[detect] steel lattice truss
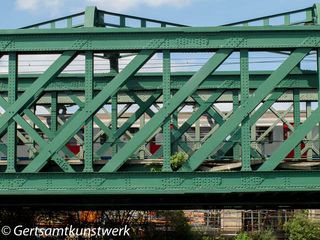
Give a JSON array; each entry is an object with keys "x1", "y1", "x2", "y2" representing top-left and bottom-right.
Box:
[{"x1": 0, "y1": 4, "x2": 320, "y2": 206}]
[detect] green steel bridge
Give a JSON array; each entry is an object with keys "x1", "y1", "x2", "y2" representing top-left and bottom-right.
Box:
[{"x1": 0, "y1": 4, "x2": 320, "y2": 208}]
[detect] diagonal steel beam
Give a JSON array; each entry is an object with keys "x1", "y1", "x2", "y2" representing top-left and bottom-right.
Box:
[
  {"x1": 214, "y1": 89, "x2": 286, "y2": 159},
  {"x1": 193, "y1": 93, "x2": 258, "y2": 159},
  {"x1": 180, "y1": 48, "x2": 311, "y2": 171},
  {"x1": 270, "y1": 106, "x2": 295, "y2": 132},
  {"x1": 68, "y1": 94, "x2": 113, "y2": 141},
  {"x1": 256, "y1": 105, "x2": 293, "y2": 143},
  {"x1": 301, "y1": 133, "x2": 319, "y2": 155},
  {"x1": 3, "y1": 98, "x2": 78, "y2": 159},
  {"x1": 22, "y1": 49, "x2": 154, "y2": 173},
  {"x1": 100, "y1": 49, "x2": 233, "y2": 172},
  {"x1": 41, "y1": 103, "x2": 84, "y2": 149},
  {"x1": 0, "y1": 96, "x2": 75, "y2": 172},
  {"x1": 96, "y1": 92, "x2": 161, "y2": 157},
  {"x1": 93, "y1": 104, "x2": 131, "y2": 142},
  {"x1": 151, "y1": 90, "x2": 224, "y2": 158},
  {"x1": 259, "y1": 107, "x2": 320, "y2": 171},
  {"x1": 129, "y1": 93, "x2": 157, "y2": 118},
  {"x1": 0, "y1": 51, "x2": 77, "y2": 136}
]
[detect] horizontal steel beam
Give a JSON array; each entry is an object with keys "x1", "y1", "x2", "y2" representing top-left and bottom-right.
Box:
[
  {"x1": 1, "y1": 27, "x2": 320, "y2": 51},
  {"x1": 0, "y1": 71, "x2": 317, "y2": 92},
  {"x1": 0, "y1": 171, "x2": 320, "y2": 194}
]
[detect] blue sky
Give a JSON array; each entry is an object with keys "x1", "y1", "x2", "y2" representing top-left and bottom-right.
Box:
[{"x1": 0, "y1": 0, "x2": 318, "y2": 29}]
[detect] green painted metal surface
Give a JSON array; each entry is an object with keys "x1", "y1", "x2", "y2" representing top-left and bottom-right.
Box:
[{"x1": 0, "y1": 4, "x2": 319, "y2": 206}]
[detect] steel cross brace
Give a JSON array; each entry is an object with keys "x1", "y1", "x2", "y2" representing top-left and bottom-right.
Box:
[
  {"x1": 67, "y1": 94, "x2": 114, "y2": 141},
  {"x1": 256, "y1": 105, "x2": 293, "y2": 143},
  {"x1": 150, "y1": 90, "x2": 225, "y2": 159},
  {"x1": 259, "y1": 107, "x2": 320, "y2": 171},
  {"x1": 180, "y1": 48, "x2": 311, "y2": 171},
  {"x1": 0, "y1": 96, "x2": 75, "y2": 172},
  {"x1": 0, "y1": 51, "x2": 77, "y2": 136},
  {"x1": 269, "y1": 105, "x2": 311, "y2": 146},
  {"x1": 100, "y1": 49, "x2": 233, "y2": 172},
  {"x1": 213, "y1": 90, "x2": 286, "y2": 160},
  {"x1": 95, "y1": 92, "x2": 161, "y2": 157},
  {"x1": 0, "y1": 100, "x2": 77, "y2": 161},
  {"x1": 10, "y1": 101, "x2": 78, "y2": 159},
  {"x1": 41, "y1": 104, "x2": 84, "y2": 148},
  {"x1": 192, "y1": 93, "x2": 261, "y2": 159},
  {"x1": 22, "y1": 49, "x2": 155, "y2": 172},
  {"x1": 92, "y1": 104, "x2": 131, "y2": 143},
  {"x1": 301, "y1": 133, "x2": 319, "y2": 155},
  {"x1": 190, "y1": 93, "x2": 261, "y2": 160}
]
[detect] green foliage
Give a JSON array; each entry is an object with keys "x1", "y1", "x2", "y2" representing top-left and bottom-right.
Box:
[
  {"x1": 149, "y1": 165, "x2": 162, "y2": 172},
  {"x1": 170, "y1": 152, "x2": 188, "y2": 170},
  {"x1": 234, "y1": 232, "x2": 251, "y2": 240},
  {"x1": 157, "y1": 210, "x2": 195, "y2": 240},
  {"x1": 251, "y1": 229, "x2": 276, "y2": 240},
  {"x1": 284, "y1": 210, "x2": 320, "y2": 240},
  {"x1": 201, "y1": 236, "x2": 229, "y2": 240}
]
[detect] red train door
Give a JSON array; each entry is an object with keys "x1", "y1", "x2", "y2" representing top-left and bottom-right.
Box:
[{"x1": 283, "y1": 123, "x2": 306, "y2": 158}]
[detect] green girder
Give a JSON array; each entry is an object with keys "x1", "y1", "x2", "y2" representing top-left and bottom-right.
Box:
[{"x1": 0, "y1": 171, "x2": 319, "y2": 194}]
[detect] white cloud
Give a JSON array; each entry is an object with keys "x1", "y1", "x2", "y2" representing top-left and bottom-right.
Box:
[
  {"x1": 15, "y1": 0, "x2": 63, "y2": 14},
  {"x1": 16, "y1": 0, "x2": 40, "y2": 11},
  {"x1": 86, "y1": 0, "x2": 191, "y2": 12},
  {"x1": 15, "y1": 0, "x2": 191, "y2": 15}
]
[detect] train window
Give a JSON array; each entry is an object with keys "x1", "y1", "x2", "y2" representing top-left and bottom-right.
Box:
[
  {"x1": 17, "y1": 130, "x2": 27, "y2": 145},
  {"x1": 100, "y1": 133, "x2": 107, "y2": 144}
]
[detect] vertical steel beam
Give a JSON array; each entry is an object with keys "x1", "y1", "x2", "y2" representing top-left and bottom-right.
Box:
[
  {"x1": 251, "y1": 125, "x2": 257, "y2": 157},
  {"x1": 293, "y1": 89, "x2": 301, "y2": 159},
  {"x1": 318, "y1": 48, "x2": 320, "y2": 157},
  {"x1": 84, "y1": 6, "x2": 104, "y2": 27},
  {"x1": 111, "y1": 95, "x2": 118, "y2": 156},
  {"x1": 139, "y1": 113, "x2": 146, "y2": 159},
  {"x1": 233, "y1": 91, "x2": 240, "y2": 160},
  {"x1": 172, "y1": 109, "x2": 179, "y2": 154},
  {"x1": 284, "y1": 14, "x2": 290, "y2": 25},
  {"x1": 51, "y1": 92, "x2": 57, "y2": 133},
  {"x1": 240, "y1": 49, "x2": 251, "y2": 171},
  {"x1": 67, "y1": 18, "x2": 72, "y2": 28},
  {"x1": 162, "y1": 50, "x2": 172, "y2": 171},
  {"x1": 306, "y1": 101, "x2": 313, "y2": 160},
  {"x1": 84, "y1": 51, "x2": 94, "y2": 172},
  {"x1": 110, "y1": 55, "x2": 119, "y2": 156},
  {"x1": 6, "y1": 53, "x2": 17, "y2": 173},
  {"x1": 194, "y1": 105, "x2": 201, "y2": 150},
  {"x1": 313, "y1": 4, "x2": 320, "y2": 25}
]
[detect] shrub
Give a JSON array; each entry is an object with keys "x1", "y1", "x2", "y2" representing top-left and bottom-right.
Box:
[
  {"x1": 170, "y1": 152, "x2": 188, "y2": 170},
  {"x1": 251, "y1": 229, "x2": 276, "y2": 240},
  {"x1": 284, "y1": 210, "x2": 320, "y2": 240},
  {"x1": 234, "y1": 232, "x2": 251, "y2": 240}
]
